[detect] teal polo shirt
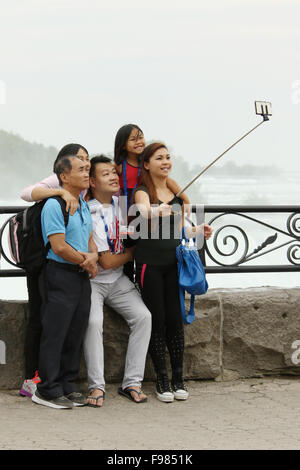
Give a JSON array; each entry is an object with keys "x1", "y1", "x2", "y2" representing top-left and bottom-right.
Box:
[{"x1": 41, "y1": 196, "x2": 93, "y2": 264}]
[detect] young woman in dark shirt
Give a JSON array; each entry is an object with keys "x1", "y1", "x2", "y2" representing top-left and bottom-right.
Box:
[{"x1": 133, "y1": 142, "x2": 212, "y2": 402}]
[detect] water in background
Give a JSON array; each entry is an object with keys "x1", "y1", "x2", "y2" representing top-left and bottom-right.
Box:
[
  {"x1": 198, "y1": 170, "x2": 299, "y2": 205},
  {"x1": 1, "y1": 171, "x2": 300, "y2": 300}
]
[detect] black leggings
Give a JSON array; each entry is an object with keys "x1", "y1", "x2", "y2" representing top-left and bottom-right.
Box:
[{"x1": 136, "y1": 263, "x2": 184, "y2": 376}]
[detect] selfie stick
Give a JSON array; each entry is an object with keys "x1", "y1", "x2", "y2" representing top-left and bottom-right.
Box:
[{"x1": 176, "y1": 101, "x2": 272, "y2": 197}]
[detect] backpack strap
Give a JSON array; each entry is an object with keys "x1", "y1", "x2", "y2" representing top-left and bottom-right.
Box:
[
  {"x1": 51, "y1": 196, "x2": 69, "y2": 228},
  {"x1": 45, "y1": 196, "x2": 69, "y2": 254}
]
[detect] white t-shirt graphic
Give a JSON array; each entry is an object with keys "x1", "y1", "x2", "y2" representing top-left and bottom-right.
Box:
[{"x1": 88, "y1": 196, "x2": 124, "y2": 283}]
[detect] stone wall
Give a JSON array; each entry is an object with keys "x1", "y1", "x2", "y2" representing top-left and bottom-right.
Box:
[{"x1": 1, "y1": 287, "x2": 300, "y2": 389}]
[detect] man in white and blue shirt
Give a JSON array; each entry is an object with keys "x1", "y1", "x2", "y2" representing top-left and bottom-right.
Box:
[{"x1": 83, "y1": 155, "x2": 151, "y2": 407}]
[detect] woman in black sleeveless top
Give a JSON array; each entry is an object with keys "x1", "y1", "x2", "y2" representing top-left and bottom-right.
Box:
[{"x1": 133, "y1": 142, "x2": 212, "y2": 402}]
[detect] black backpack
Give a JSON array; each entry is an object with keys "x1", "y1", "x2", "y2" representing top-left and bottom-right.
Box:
[{"x1": 0, "y1": 196, "x2": 69, "y2": 274}]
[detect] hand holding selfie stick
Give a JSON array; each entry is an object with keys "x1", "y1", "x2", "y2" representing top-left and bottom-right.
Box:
[{"x1": 176, "y1": 101, "x2": 272, "y2": 198}]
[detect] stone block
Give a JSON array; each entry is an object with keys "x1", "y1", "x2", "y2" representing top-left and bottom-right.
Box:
[
  {"x1": 0, "y1": 300, "x2": 28, "y2": 388},
  {"x1": 1, "y1": 287, "x2": 300, "y2": 390},
  {"x1": 220, "y1": 287, "x2": 300, "y2": 377}
]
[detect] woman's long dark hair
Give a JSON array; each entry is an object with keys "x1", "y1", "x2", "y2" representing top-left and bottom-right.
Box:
[
  {"x1": 114, "y1": 124, "x2": 143, "y2": 166},
  {"x1": 52, "y1": 143, "x2": 89, "y2": 172},
  {"x1": 138, "y1": 142, "x2": 168, "y2": 205}
]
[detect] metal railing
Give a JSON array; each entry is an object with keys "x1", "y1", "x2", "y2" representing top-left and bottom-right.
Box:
[
  {"x1": 1, "y1": 204, "x2": 300, "y2": 277},
  {"x1": 0, "y1": 206, "x2": 27, "y2": 277},
  {"x1": 202, "y1": 205, "x2": 300, "y2": 273}
]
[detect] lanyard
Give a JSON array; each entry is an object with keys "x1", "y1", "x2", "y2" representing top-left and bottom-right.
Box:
[
  {"x1": 123, "y1": 158, "x2": 142, "y2": 210},
  {"x1": 99, "y1": 199, "x2": 117, "y2": 254}
]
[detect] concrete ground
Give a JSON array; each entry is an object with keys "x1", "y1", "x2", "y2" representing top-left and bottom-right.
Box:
[{"x1": 1, "y1": 377, "x2": 300, "y2": 450}]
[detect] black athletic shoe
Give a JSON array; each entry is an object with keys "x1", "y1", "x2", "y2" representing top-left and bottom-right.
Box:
[
  {"x1": 32, "y1": 390, "x2": 73, "y2": 409},
  {"x1": 65, "y1": 392, "x2": 87, "y2": 407}
]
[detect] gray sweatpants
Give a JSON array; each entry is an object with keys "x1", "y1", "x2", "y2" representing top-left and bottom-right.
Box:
[{"x1": 83, "y1": 273, "x2": 152, "y2": 392}]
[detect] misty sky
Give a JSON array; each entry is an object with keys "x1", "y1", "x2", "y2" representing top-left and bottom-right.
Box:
[{"x1": 1, "y1": 0, "x2": 300, "y2": 180}]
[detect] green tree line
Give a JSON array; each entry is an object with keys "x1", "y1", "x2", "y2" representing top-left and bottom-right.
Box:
[
  {"x1": 0, "y1": 129, "x2": 280, "y2": 203},
  {"x1": 0, "y1": 130, "x2": 57, "y2": 199}
]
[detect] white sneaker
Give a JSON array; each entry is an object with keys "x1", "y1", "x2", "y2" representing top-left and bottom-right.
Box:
[
  {"x1": 19, "y1": 371, "x2": 41, "y2": 398},
  {"x1": 156, "y1": 390, "x2": 174, "y2": 403},
  {"x1": 156, "y1": 374, "x2": 174, "y2": 403},
  {"x1": 172, "y1": 383, "x2": 189, "y2": 400}
]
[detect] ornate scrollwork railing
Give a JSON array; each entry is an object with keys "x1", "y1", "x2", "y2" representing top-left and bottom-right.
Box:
[
  {"x1": 0, "y1": 206, "x2": 26, "y2": 277},
  {"x1": 1, "y1": 205, "x2": 300, "y2": 276},
  {"x1": 199, "y1": 205, "x2": 300, "y2": 273}
]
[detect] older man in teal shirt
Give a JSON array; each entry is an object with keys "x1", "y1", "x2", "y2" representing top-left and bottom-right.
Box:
[{"x1": 32, "y1": 156, "x2": 98, "y2": 410}]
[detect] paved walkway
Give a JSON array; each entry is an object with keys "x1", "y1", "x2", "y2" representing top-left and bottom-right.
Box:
[{"x1": 1, "y1": 377, "x2": 300, "y2": 450}]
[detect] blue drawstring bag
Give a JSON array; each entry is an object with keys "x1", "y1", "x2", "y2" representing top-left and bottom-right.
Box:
[{"x1": 176, "y1": 228, "x2": 208, "y2": 324}]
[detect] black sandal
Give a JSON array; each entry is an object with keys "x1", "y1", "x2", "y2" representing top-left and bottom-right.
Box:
[
  {"x1": 87, "y1": 389, "x2": 105, "y2": 408},
  {"x1": 118, "y1": 387, "x2": 147, "y2": 403}
]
